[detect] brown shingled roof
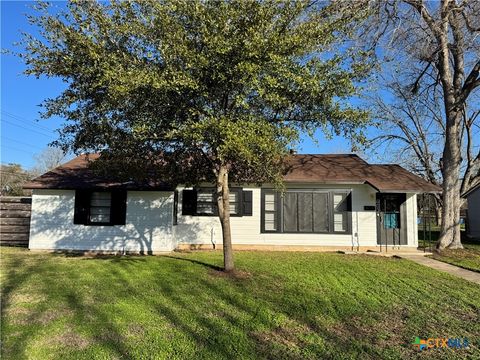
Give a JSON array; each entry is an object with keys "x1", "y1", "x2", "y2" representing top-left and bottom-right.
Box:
[
  {"x1": 283, "y1": 154, "x2": 441, "y2": 193},
  {"x1": 23, "y1": 154, "x2": 172, "y2": 190},
  {"x1": 24, "y1": 153, "x2": 441, "y2": 193}
]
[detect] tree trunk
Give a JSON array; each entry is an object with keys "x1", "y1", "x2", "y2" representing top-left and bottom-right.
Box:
[
  {"x1": 217, "y1": 164, "x2": 234, "y2": 271},
  {"x1": 435, "y1": 204, "x2": 442, "y2": 227},
  {"x1": 437, "y1": 112, "x2": 463, "y2": 250}
]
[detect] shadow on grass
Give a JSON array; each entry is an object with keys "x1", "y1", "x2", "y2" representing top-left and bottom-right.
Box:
[
  {"x1": 2, "y1": 251, "x2": 479, "y2": 359},
  {"x1": 161, "y1": 254, "x2": 223, "y2": 271}
]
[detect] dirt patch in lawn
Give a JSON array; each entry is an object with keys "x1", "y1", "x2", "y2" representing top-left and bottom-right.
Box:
[
  {"x1": 36, "y1": 308, "x2": 74, "y2": 325},
  {"x1": 127, "y1": 323, "x2": 146, "y2": 337},
  {"x1": 330, "y1": 311, "x2": 407, "y2": 346},
  {"x1": 252, "y1": 320, "x2": 312, "y2": 360},
  {"x1": 208, "y1": 268, "x2": 252, "y2": 280},
  {"x1": 7, "y1": 292, "x2": 46, "y2": 305},
  {"x1": 4, "y1": 306, "x2": 74, "y2": 326},
  {"x1": 3, "y1": 306, "x2": 33, "y2": 325},
  {"x1": 46, "y1": 328, "x2": 91, "y2": 350}
]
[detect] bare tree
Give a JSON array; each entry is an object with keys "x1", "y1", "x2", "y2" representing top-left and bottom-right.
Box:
[
  {"x1": 31, "y1": 147, "x2": 67, "y2": 177},
  {"x1": 0, "y1": 164, "x2": 31, "y2": 196},
  {"x1": 356, "y1": 0, "x2": 480, "y2": 249},
  {"x1": 368, "y1": 75, "x2": 480, "y2": 227}
]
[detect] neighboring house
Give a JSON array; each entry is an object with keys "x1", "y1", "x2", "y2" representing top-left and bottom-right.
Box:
[
  {"x1": 24, "y1": 154, "x2": 440, "y2": 253},
  {"x1": 463, "y1": 183, "x2": 480, "y2": 239}
]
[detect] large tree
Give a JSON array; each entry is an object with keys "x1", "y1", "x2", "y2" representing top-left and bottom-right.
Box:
[
  {"x1": 368, "y1": 75, "x2": 480, "y2": 226},
  {"x1": 355, "y1": 0, "x2": 480, "y2": 249},
  {"x1": 19, "y1": 0, "x2": 370, "y2": 270}
]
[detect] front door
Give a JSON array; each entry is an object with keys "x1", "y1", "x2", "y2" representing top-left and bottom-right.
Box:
[{"x1": 376, "y1": 193, "x2": 407, "y2": 247}]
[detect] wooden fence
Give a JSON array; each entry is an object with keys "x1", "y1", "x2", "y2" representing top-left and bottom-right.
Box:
[{"x1": 0, "y1": 197, "x2": 31, "y2": 247}]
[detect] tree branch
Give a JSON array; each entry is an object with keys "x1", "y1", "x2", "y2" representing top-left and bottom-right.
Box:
[
  {"x1": 461, "y1": 60, "x2": 480, "y2": 102},
  {"x1": 404, "y1": 0, "x2": 441, "y2": 38}
]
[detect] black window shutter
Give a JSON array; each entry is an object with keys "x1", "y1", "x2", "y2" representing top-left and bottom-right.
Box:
[
  {"x1": 74, "y1": 190, "x2": 90, "y2": 225},
  {"x1": 182, "y1": 189, "x2": 197, "y2": 215},
  {"x1": 110, "y1": 190, "x2": 127, "y2": 225},
  {"x1": 242, "y1": 190, "x2": 253, "y2": 216},
  {"x1": 173, "y1": 190, "x2": 178, "y2": 225},
  {"x1": 346, "y1": 193, "x2": 352, "y2": 211}
]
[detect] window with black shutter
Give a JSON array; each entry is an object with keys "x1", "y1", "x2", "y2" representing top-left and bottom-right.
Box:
[
  {"x1": 196, "y1": 188, "x2": 217, "y2": 215},
  {"x1": 73, "y1": 190, "x2": 127, "y2": 226},
  {"x1": 181, "y1": 188, "x2": 249, "y2": 216}
]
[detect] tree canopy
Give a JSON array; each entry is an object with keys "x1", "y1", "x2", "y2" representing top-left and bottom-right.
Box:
[
  {"x1": 19, "y1": 0, "x2": 372, "y2": 270},
  {"x1": 21, "y1": 0, "x2": 370, "y2": 181}
]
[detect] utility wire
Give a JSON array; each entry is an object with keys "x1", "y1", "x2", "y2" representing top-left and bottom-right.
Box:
[
  {"x1": 1, "y1": 110, "x2": 53, "y2": 132},
  {"x1": 1, "y1": 136, "x2": 44, "y2": 151},
  {"x1": 1, "y1": 118, "x2": 56, "y2": 138},
  {"x1": 2, "y1": 144, "x2": 36, "y2": 155}
]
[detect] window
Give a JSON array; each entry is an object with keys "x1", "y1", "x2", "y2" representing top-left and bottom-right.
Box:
[
  {"x1": 261, "y1": 189, "x2": 351, "y2": 234},
  {"x1": 282, "y1": 191, "x2": 329, "y2": 233},
  {"x1": 89, "y1": 192, "x2": 112, "y2": 223},
  {"x1": 182, "y1": 188, "x2": 251, "y2": 216},
  {"x1": 332, "y1": 192, "x2": 351, "y2": 232},
  {"x1": 229, "y1": 191, "x2": 240, "y2": 215},
  {"x1": 196, "y1": 189, "x2": 216, "y2": 215},
  {"x1": 313, "y1": 193, "x2": 330, "y2": 232},
  {"x1": 74, "y1": 190, "x2": 127, "y2": 226},
  {"x1": 263, "y1": 191, "x2": 278, "y2": 231}
]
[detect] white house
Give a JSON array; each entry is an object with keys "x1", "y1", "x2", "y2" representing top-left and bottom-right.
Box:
[
  {"x1": 24, "y1": 154, "x2": 440, "y2": 253},
  {"x1": 463, "y1": 183, "x2": 480, "y2": 239}
]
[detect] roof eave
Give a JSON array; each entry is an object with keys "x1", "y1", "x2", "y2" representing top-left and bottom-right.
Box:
[
  {"x1": 375, "y1": 189, "x2": 442, "y2": 194},
  {"x1": 462, "y1": 183, "x2": 480, "y2": 198}
]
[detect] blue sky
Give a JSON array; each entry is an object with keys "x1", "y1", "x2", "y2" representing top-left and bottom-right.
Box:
[
  {"x1": 1, "y1": 1, "x2": 67, "y2": 169},
  {"x1": 1, "y1": 1, "x2": 358, "y2": 170}
]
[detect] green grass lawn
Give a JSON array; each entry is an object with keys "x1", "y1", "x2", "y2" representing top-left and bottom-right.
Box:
[
  {"x1": 1, "y1": 248, "x2": 479, "y2": 359},
  {"x1": 429, "y1": 241, "x2": 480, "y2": 273},
  {"x1": 418, "y1": 230, "x2": 480, "y2": 272}
]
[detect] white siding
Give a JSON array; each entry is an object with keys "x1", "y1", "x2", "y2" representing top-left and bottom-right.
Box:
[
  {"x1": 30, "y1": 186, "x2": 420, "y2": 251},
  {"x1": 29, "y1": 190, "x2": 174, "y2": 252},
  {"x1": 467, "y1": 188, "x2": 480, "y2": 238},
  {"x1": 175, "y1": 184, "x2": 381, "y2": 247}
]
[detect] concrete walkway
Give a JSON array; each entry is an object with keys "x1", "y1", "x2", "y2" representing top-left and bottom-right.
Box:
[{"x1": 400, "y1": 255, "x2": 480, "y2": 285}]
